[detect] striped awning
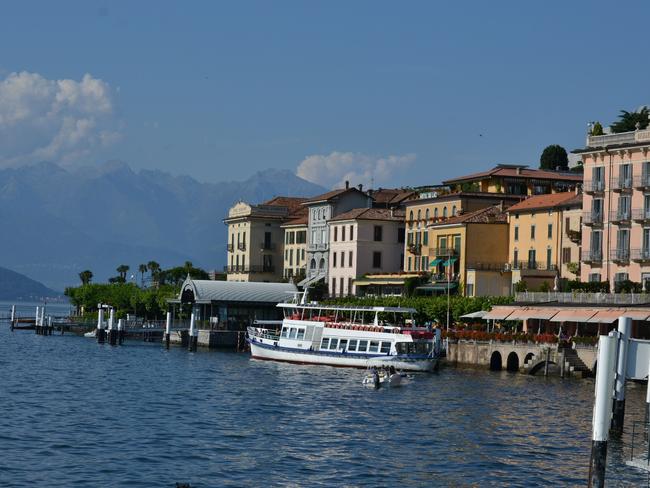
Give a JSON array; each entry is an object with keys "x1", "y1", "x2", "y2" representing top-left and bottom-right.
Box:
[
  {"x1": 549, "y1": 309, "x2": 597, "y2": 323},
  {"x1": 521, "y1": 307, "x2": 561, "y2": 320},
  {"x1": 620, "y1": 310, "x2": 650, "y2": 321},
  {"x1": 585, "y1": 309, "x2": 627, "y2": 324},
  {"x1": 483, "y1": 306, "x2": 516, "y2": 320}
]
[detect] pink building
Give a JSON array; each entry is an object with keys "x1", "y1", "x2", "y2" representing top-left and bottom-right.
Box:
[
  {"x1": 327, "y1": 208, "x2": 405, "y2": 297},
  {"x1": 578, "y1": 129, "x2": 650, "y2": 288}
]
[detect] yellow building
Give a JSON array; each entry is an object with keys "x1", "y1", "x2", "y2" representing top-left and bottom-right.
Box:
[
  {"x1": 403, "y1": 192, "x2": 523, "y2": 272},
  {"x1": 425, "y1": 205, "x2": 511, "y2": 296},
  {"x1": 506, "y1": 191, "x2": 582, "y2": 291},
  {"x1": 281, "y1": 213, "x2": 308, "y2": 282}
]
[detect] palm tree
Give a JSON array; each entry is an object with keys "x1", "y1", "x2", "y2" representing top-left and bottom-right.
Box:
[
  {"x1": 138, "y1": 264, "x2": 148, "y2": 287},
  {"x1": 116, "y1": 264, "x2": 130, "y2": 281},
  {"x1": 183, "y1": 261, "x2": 193, "y2": 275},
  {"x1": 79, "y1": 270, "x2": 93, "y2": 285},
  {"x1": 611, "y1": 107, "x2": 650, "y2": 133},
  {"x1": 147, "y1": 261, "x2": 161, "y2": 287}
]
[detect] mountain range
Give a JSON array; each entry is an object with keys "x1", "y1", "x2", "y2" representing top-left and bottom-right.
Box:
[
  {"x1": 0, "y1": 161, "x2": 325, "y2": 290},
  {"x1": 0, "y1": 266, "x2": 60, "y2": 300}
]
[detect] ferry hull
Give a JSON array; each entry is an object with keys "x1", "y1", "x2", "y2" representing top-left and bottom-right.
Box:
[{"x1": 249, "y1": 341, "x2": 438, "y2": 372}]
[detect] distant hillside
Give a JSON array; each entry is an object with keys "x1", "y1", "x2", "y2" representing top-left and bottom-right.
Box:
[
  {"x1": 0, "y1": 266, "x2": 61, "y2": 300},
  {"x1": 0, "y1": 162, "x2": 326, "y2": 290}
]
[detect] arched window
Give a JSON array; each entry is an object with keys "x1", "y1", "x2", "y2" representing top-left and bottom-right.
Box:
[
  {"x1": 434, "y1": 208, "x2": 438, "y2": 219},
  {"x1": 443, "y1": 207, "x2": 448, "y2": 218},
  {"x1": 409, "y1": 210, "x2": 414, "y2": 228},
  {"x1": 319, "y1": 258, "x2": 325, "y2": 270},
  {"x1": 310, "y1": 259, "x2": 316, "y2": 270},
  {"x1": 417, "y1": 209, "x2": 421, "y2": 221},
  {"x1": 425, "y1": 209, "x2": 430, "y2": 221},
  {"x1": 452, "y1": 205, "x2": 457, "y2": 216}
]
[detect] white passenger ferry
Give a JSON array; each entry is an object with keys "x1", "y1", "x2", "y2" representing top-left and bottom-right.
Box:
[{"x1": 247, "y1": 293, "x2": 441, "y2": 372}]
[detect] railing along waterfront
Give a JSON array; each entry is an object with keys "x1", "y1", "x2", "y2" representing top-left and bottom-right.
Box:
[{"x1": 515, "y1": 291, "x2": 650, "y2": 305}]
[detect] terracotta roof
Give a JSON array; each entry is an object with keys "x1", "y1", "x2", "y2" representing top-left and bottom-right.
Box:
[
  {"x1": 429, "y1": 205, "x2": 507, "y2": 226},
  {"x1": 404, "y1": 191, "x2": 525, "y2": 206},
  {"x1": 506, "y1": 192, "x2": 582, "y2": 213},
  {"x1": 302, "y1": 187, "x2": 368, "y2": 204},
  {"x1": 328, "y1": 207, "x2": 405, "y2": 222},
  {"x1": 262, "y1": 196, "x2": 309, "y2": 213},
  {"x1": 282, "y1": 213, "x2": 308, "y2": 226},
  {"x1": 368, "y1": 188, "x2": 417, "y2": 206},
  {"x1": 443, "y1": 164, "x2": 582, "y2": 185}
]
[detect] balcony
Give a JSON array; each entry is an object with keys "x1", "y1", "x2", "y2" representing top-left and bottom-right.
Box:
[
  {"x1": 635, "y1": 174, "x2": 650, "y2": 190},
  {"x1": 610, "y1": 249, "x2": 630, "y2": 264},
  {"x1": 431, "y1": 247, "x2": 459, "y2": 257},
  {"x1": 566, "y1": 229, "x2": 582, "y2": 244},
  {"x1": 582, "y1": 250, "x2": 603, "y2": 264},
  {"x1": 587, "y1": 129, "x2": 650, "y2": 148},
  {"x1": 506, "y1": 262, "x2": 558, "y2": 272},
  {"x1": 260, "y1": 242, "x2": 276, "y2": 251},
  {"x1": 632, "y1": 248, "x2": 650, "y2": 263},
  {"x1": 237, "y1": 242, "x2": 246, "y2": 251},
  {"x1": 223, "y1": 265, "x2": 276, "y2": 274},
  {"x1": 227, "y1": 243, "x2": 234, "y2": 252},
  {"x1": 583, "y1": 211, "x2": 603, "y2": 227},
  {"x1": 307, "y1": 243, "x2": 328, "y2": 252},
  {"x1": 584, "y1": 180, "x2": 605, "y2": 194},
  {"x1": 612, "y1": 176, "x2": 633, "y2": 193},
  {"x1": 609, "y1": 209, "x2": 631, "y2": 225},
  {"x1": 407, "y1": 243, "x2": 422, "y2": 255},
  {"x1": 632, "y1": 209, "x2": 650, "y2": 223}
]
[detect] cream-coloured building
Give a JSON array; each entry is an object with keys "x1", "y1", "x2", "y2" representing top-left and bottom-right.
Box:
[
  {"x1": 506, "y1": 192, "x2": 583, "y2": 291},
  {"x1": 327, "y1": 208, "x2": 405, "y2": 297},
  {"x1": 223, "y1": 197, "x2": 306, "y2": 282},
  {"x1": 281, "y1": 213, "x2": 308, "y2": 282}
]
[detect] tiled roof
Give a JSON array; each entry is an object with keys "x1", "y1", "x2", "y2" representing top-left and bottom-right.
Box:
[
  {"x1": 404, "y1": 191, "x2": 525, "y2": 206},
  {"x1": 282, "y1": 213, "x2": 308, "y2": 226},
  {"x1": 329, "y1": 207, "x2": 405, "y2": 222},
  {"x1": 443, "y1": 164, "x2": 582, "y2": 184},
  {"x1": 506, "y1": 192, "x2": 582, "y2": 213},
  {"x1": 302, "y1": 187, "x2": 367, "y2": 204},
  {"x1": 430, "y1": 205, "x2": 507, "y2": 226},
  {"x1": 368, "y1": 188, "x2": 417, "y2": 206},
  {"x1": 262, "y1": 196, "x2": 309, "y2": 213}
]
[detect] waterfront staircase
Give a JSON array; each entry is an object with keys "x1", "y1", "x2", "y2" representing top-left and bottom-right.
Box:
[{"x1": 560, "y1": 345, "x2": 593, "y2": 378}]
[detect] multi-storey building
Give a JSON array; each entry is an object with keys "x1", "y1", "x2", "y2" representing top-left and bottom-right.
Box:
[
  {"x1": 299, "y1": 183, "x2": 371, "y2": 288},
  {"x1": 327, "y1": 208, "x2": 405, "y2": 297},
  {"x1": 426, "y1": 205, "x2": 511, "y2": 296},
  {"x1": 281, "y1": 212, "x2": 308, "y2": 282},
  {"x1": 505, "y1": 191, "x2": 582, "y2": 291},
  {"x1": 578, "y1": 128, "x2": 650, "y2": 288},
  {"x1": 443, "y1": 164, "x2": 582, "y2": 195},
  {"x1": 224, "y1": 197, "x2": 307, "y2": 282},
  {"x1": 403, "y1": 192, "x2": 523, "y2": 272}
]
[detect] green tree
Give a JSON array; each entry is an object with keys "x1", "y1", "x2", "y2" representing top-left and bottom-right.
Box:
[
  {"x1": 138, "y1": 264, "x2": 148, "y2": 287},
  {"x1": 79, "y1": 270, "x2": 93, "y2": 285},
  {"x1": 590, "y1": 121, "x2": 604, "y2": 136},
  {"x1": 116, "y1": 264, "x2": 130, "y2": 281},
  {"x1": 540, "y1": 144, "x2": 569, "y2": 171},
  {"x1": 147, "y1": 261, "x2": 161, "y2": 287},
  {"x1": 610, "y1": 107, "x2": 649, "y2": 133}
]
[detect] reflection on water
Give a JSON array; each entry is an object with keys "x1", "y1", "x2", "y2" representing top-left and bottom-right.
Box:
[{"x1": 0, "y1": 324, "x2": 647, "y2": 487}]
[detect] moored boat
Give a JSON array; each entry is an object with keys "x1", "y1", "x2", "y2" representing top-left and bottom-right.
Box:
[{"x1": 247, "y1": 292, "x2": 441, "y2": 372}]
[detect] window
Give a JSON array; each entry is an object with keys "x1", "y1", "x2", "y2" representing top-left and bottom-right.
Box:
[
  {"x1": 374, "y1": 225, "x2": 383, "y2": 241},
  {"x1": 409, "y1": 210, "x2": 414, "y2": 226},
  {"x1": 434, "y1": 208, "x2": 439, "y2": 219},
  {"x1": 466, "y1": 283, "x2": 474, "y2": 296},
  {"x1": 340, "y1": 251, "x2": 344, "y2": 268},
  {"x1": 340, "y1": 277, "x2": 344, "y2": 296},
  {"x1": 310, "y1": 259, "x2": 316, "y2": 270},
  {"x1": 331, "y1": 278, "x2": 336, "y2": 295},
  {"x1": 289, "y1": 328, "x2": 297, "y2": 339},
  {"x1": 333, "y1": 252, "x2": 337, "y2": 267},
  {"x1": 417, "y1": 209, "x2": 421, "y2": 222},
  {"x1": 531, "y1": 225, "x2": 536, "y2": 240},
  {"x1": 348, "y1": 339, "x2": 358, "y2": 351},
  {"x1": 514, "y1": 226, "x2": 519, "y2": 241},
  {"x1": 406, "y1": 232, "x2": 413, "y2": 245},
  {"x1": 398, "y1": 227, "x2": 405, "y2": 243},
  {"x1": 407, "y1": 256, "x2": 412, "y2": 271},
  {"x1": 425, "y1": 209, "x2": 430, "y2": 221},
  {"x1": 452, "y1": 205, "x2": 457, "y2": 216},
  {"x1": 350, "y1": 225, "x2": 354, "y2": 241},
  {"x1": 618, "y1": 195, "x2": 631, "y2": 218},
  {"x1": 289, "y1": 249, "x2": 293, "y2": 266},
  {"x1": 423, "y1": 231, "x2": 429, "y2": 245},
  {"x1": 513, "y1": 250, "x2": 519, "y2": 268},
  {"x1": 589, "y1": 273, "x2": 601, "y2": 283},
  {"x1": 348, "y1": 277, "x2": 353, "y2": 296},
  {"x1": 342, "y1": 226, "x2": 346, "y2": 241},
  {"x1": 443, "y1": 207, "x2": 448, "y2": 218},
  {"x1": 329, "y1": 339, "x2": 339, "y2": 350},
  {"x1": 528, "y1": 249, "x2": 536, "y2": 269},
  {"x1": 380, "y1": 342, "x2": 391, "y2": 354},
  {"x1": 546, "y1": 248, "x2": 552, "y2": 269},
  {"x1": 339, "y1": 339, "x2": 348, "y2": 351},
  {"x1": 562, "y1": 248, "x2": 571, "y2": 263},
  {"x1": 321, "y1": 338, "x2": 330, "y2": 349},
  {"x1": 373, "y1": 251, "x2": 382, "y2": 268},
  {"x1": 348, "y1": 251, "x2": 353, "y2": 267},
  {"x1": 615, "y1": 272, "x2": 629, "y2": 283},
  {"x1": 547, "y1": 223, "x2": 552, "y2": 239},
  {"x1": 358, "y1": 340, "x2": 368, "y2": 352},
  {"x1": 282, "y1": 328, "x2": 289, "y2": 338},
  {"x1": 297, "y1": 329, "x2": 305, "y2": 340},
  {"x1": 369, "y1": 341, "x2": 380, "y2": 353},
  {"x1": 264, "y1": 231, "x2": 271, "y2": 249},
  {"x1": 334, "y1": 226, "x2": 338, "y2": 242},
  {"x1": 454, "y1": 236, "x2": 461, "y2": 252},
  {"x1": 565, "y1": 217, "x2": 570, "y2": 231}
]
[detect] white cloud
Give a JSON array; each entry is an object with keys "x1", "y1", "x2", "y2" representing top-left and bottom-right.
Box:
[
  {"x1": 296, "y1": 151, "x2": 416, "y2": 189},
  {"x1": 0, "y1": 71, "x2": 120, "y2": 167}
]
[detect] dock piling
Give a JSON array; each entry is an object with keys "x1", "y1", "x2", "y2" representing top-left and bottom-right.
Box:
[
  {"x1": 118, "y1": 318, "x2": 124, "y2": 344},
  {"x1": 188, "y1": 313, "x2": 198, "y2": 352},
  {"x1": 10, "y1": 305, "x2": 15, "y2": 330},
  {"x1": 612, "y1": 317, "x2": 632, "y2": 435},
  {"x1": 35, "y1": 306, "x2": 40, "y2": 334},
  {"x1": 588, "y1": 334, "x2": 617, "y2": 488},
  {"x1": 97, "y1": 308, "x2": 106, "y2": 344},
  {"x1": 165, "y1": 312, "x2": 171, "y2": 349}
]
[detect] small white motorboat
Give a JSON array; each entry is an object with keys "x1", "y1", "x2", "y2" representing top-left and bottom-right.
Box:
[
  {"x1": 362, "y1": 367, "x2": 408, "y2": 388},
  {"x1": 83, "y1": 330, "x2": 96, "y2": 338}
]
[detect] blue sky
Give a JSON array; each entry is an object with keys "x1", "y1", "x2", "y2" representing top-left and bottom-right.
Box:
[{"x1": 1, "y1": 1, "x2": 649, "y2": 188}]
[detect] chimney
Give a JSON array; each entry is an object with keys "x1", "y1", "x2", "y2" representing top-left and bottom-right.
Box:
[
  {"x1": 345, "y1": 180, "x2": 349, "y2": 189},
  {"x1": 358, "y1": 183, "x2": 363, "y2": 191},
  {"x1": 516, "y1": 167, "x2": 522, "y2": 175}
]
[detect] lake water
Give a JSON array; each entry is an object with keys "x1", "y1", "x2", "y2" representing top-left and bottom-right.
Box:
[{"x1": 0, "y1": 313, "x2": 648, "y2": 487}]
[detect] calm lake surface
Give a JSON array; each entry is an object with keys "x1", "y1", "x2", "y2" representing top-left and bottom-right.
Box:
[{"x1": 0, "y1": 308, "x2": 648, "y2": 487}]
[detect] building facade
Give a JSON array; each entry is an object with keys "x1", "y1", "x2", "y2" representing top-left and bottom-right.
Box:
[
  {"x1": 327, "y1": 208, "x2": 405, "y2": 297},
  {"x1": 578, "y1": 128, "x2": 650, "y2": 288},
  {"x1": 281, "y1": 215, "x2": 308, "y2": 282},
  {"x1": 506, "y1": 192, "x2": 582, "y2": 291}
]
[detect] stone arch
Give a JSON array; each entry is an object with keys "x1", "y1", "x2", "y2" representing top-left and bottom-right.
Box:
[
  {"x1": 181, "y1": 287, "x2": 195, "y2": 304},
  {"x1": 319, "y1": 258, "x2": 325, "y2": 270},
  {"x1": 506, "y1": 352, "x2": 520, "y2": 372},
  {"x1": 524, "y1": 352, "x2": 534, "y2": 365},
  {"x1": 489, "y1": 351, "x2": 502, "y2": 371},
  {"x1": 529, "y1": 360, "x2": 557, "y2": 375}
]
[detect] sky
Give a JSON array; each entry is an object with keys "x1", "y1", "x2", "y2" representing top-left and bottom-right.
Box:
[{"x1": 1, "y1": 1, "x2": 649, "y2": 189}]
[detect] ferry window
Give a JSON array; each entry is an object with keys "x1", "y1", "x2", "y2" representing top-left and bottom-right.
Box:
[
  {"x1": 380, "y1": 342, "x2": 391, "y2": 353},
  {"x1": 329, "y1": 339, "x2": 339, "y2": 350},
  {"x1": 297, "y1": 329, "x2": 305, "y2": 340},
  {"x1": 358, "y1": 340, "x2": 368, "y2": 352},
  {"x1": 339, "y1": 339, "x2": 348, "y2": 351},
  {"x1": 369, "y1": 341, "x2": 380, "y2": 353},
  {"x1": 321, "y1": 338, "x2": 330, "y2": 349},
  {"x1": 348, "y1": 340, "x2": 358, "y2": 351},
  {"x1": 282, "y1": 328, "x2": 289, "y2": 338},
  {"x1": 395, "y1": 343, "x2": 406, "y2": 354},
  {"x1": 289, "y1": 328, "x2": 297, "y2": 339}
]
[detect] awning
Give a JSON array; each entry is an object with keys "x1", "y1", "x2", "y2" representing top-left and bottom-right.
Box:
[
  {"x1": 415, "y1": 282, "x2": 458, "y2": 292},
  {"x1": 585, "y1": 309, "x2": 627, "y2": 324},
  {"x1": 621, "y1": 309, "x2": 650, "y2": 321},
  {"x1": 460, "y1": 310, "x2": 488, "y2": 319},
  {"x1": 443, "y1": 258, "x2": 458, "y2": 266},
  {"x1": 505, "y1": 308, "x2": 534, "y2": 321},
  {"x1": 297, "y1": 273, "x2": 325, "y2": 288},
  {"x1": 549, "y1": 309, "x2": 597, "y2": 323},
  {"x1": 430, "y1": 258, "x2": 443, "y2": 266},
  {"x1": 483, "y1": 306, "x2": 516, "y2": 320}
]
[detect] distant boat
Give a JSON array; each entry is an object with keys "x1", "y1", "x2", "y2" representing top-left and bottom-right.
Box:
[{"x1": 247, "y1": 292, "x2": 441, "y2": 372}]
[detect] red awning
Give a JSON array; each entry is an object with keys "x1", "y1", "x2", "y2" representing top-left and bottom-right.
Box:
[
  {"x1": 549, "y1": 309, "x2": 597, "y2": 323},
  {"x1": 483, "y1": 306, "x2": 516, "y2": 320}
]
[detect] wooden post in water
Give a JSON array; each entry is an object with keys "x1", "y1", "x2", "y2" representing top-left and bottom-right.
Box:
[
  {"x1": 188, "y1": 313, "x2": 198, "y2": 352},
  {"x1": 544, "y1": 347, "x2": 550, "y2": 377},
  {"x1": 108, "y1": 309, "x2": 117, "y2": 346},
  {"x1": 588, "y1": 334, "x2": 617, "y2": 488},
  {"x1": 611, "y1": 316, "x2": 632, "y2": 435},
  {"x1": 10, "y1": 305, "x2": 15, "y2": 331},
  {"x1": 118, "y1": 318, "x2": 125, "y2": 345},
  {"x1": 35, "y1": 306, "x2": 40, "y2": 334},
  {"x1": 560, "y1": 348, "x2": 566, "y2": 378},
  {"x1": 165, "y1": 312, "x2": 171, "y2": 349},
  {"x1": 97, "y1": 308, "x2": 106, "y2": 344},
  {"x1": 47, "y1": 316, "x2": 53, "y2": 335}
]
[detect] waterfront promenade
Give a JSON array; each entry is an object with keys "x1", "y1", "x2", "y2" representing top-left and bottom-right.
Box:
[{"x1": 1, "y1": 324, "x2": 648, "y2": 486}]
